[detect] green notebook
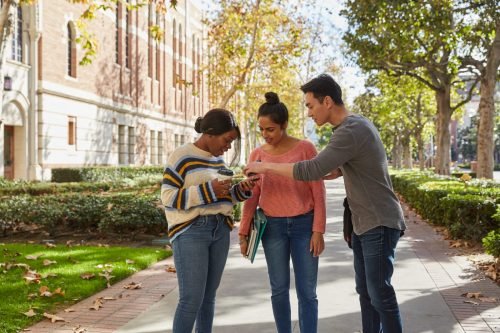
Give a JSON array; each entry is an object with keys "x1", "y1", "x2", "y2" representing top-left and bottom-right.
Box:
[{"x1": 245, "y1": 208, "x2": 267, "y2": 263}]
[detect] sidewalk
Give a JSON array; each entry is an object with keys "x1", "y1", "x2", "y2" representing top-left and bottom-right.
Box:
[{"x1": 26, "y1": 179, "x2": 500, "y2": 333}]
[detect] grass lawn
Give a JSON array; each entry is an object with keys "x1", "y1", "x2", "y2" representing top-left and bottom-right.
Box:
[{"x1": 0, "y1": 242, "x2": 171, "y2": 333}]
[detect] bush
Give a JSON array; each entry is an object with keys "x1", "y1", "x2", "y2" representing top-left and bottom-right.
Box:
[
  {"x1": 0, "y1": 192, "x2": 166, "y2": 237},
  {"x1": 390, "y1": 170, "x2": 500, "y2": 243},
  {"x1": 52, "y1": 166, "x2": 163, "y2": 183},
  {"x1": 483, "y1": 230, "x2": 500, "y2": 258}
]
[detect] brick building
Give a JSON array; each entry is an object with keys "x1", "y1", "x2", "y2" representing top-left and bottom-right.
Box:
[{"x1": 1, "y1": 0, "x2": 208, "y2": 180}]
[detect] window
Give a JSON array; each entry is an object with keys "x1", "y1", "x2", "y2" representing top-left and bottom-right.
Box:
[
  {"x1": 68, "y1": 117, "x2": 76, "y2": 146},
  {"x1": 125, "y1": 3, "x2": 130, "y2": 69},
  {"x1": 172, "y1": 19, "x2": 177, "y2": 88},
  {"x1": 148, "y1": 5, "x2": 152, "y2": 78},
  {"x1": 115, "y1": 3, "x2": 120, "y2": 64},
  {"x1": 155, "y1": 12, "x2": 161, "y2": 82},
  {"x1": 11, "y1": 6, "x2": 22, "y2": 62},
  {"x1": 128, "y1": 126, "x2": 135, "y2": 164},
  {"x1": 150, "y1": 130, "x2": 156, "y2": 165},
  {"x1": 178, "y1": 24, "x2": 183, "y2": 84},
  {"x1": 157, "y1": 132, "x2": 163, "y2": 164},
  {"x1": 118, "y1": 125, "x2": 126, "y2": 164},
  {"x1": 67, "y1": 22, "x2": 77, "y2": 77}
]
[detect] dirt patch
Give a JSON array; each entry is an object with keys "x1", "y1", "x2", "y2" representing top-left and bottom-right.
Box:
[{"x1": 0, "y1": 224, "x2": 166, "y2": 248}]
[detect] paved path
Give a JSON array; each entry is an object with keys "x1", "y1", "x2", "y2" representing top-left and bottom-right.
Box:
[{"x1": 27, "y1": 179, "x2": 500, "y2": 333}]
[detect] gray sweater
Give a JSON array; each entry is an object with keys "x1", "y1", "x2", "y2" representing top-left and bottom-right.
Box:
[{"x1": 293, "y1": 115, "x2": 406, "y2": 235}]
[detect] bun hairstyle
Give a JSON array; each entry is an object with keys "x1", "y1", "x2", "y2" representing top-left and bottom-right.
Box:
[
  {"x1": 265, "y1": 92, "x2": 280, "y2": 104},
  {"x1": 258, "y1": 92, "x2": 289, "y2": 126},
  {"x1": 194, "y1": 108, "x2": 241, "y2": 166},
  {"x1": 194, "y1": 108, "x2": 240, "y2": 136}
]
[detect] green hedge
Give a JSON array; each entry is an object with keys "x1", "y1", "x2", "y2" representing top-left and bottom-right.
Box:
[
  {"x1": 0, "y1": 176, "x2": 161, "y2": 197},
  {"x1": 51, "y1": 166, "x2": 163, "y2": 183},
  {"x1": 391, "y1": 171, "x2": 500, "y2": 245},
  {"x1": 0, "y1": 192, "x2": 166, "y2": 237}
]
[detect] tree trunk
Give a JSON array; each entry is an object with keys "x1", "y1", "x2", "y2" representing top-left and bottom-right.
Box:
[
  {"x1": 401, "y1": 135, "x2": 413, "y2": 169},
  {"x1": 416, "y1": 132, "x2": 425, "y2": 170},
  {"x1": 392, "y1": 134, "x2": 402, "y2": 169},
  {"x1": 476, "y1": 23, "x2": 500, "y2": 179},
  {"x1": 434, "y1": 87, "x2": 452, "y2": 175}
]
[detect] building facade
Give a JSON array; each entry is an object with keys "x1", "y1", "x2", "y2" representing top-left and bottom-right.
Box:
[{"x1": 1, "y1": 0, "x2": 208, "y2": 180}]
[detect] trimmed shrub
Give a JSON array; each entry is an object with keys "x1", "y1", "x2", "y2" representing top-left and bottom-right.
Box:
[
  {"x1": 51, "y1": 166, "x2": 163, "y2": 183},
  {"x1": 390, "y1": 170, "x2": 500, "y2": 244},
  {"x1": 483, "y1": 230, "x2": 500, "y2": 258}
]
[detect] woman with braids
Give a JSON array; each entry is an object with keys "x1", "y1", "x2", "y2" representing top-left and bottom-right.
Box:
[
  {"x1": 239, "y1": 93, "x2": 326, "y2": 333},
  {"x1": 161, "y1": 108, "x2": 257, "y2": 333}
]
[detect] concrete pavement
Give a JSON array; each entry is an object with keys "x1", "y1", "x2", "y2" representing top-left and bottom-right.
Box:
[{"x1": 27, "y1": 179, "x2": 500, "y2": 333}]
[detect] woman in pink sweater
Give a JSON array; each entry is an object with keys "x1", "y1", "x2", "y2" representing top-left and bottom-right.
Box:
[{"x1": 239, "y1": 92, "x2": 326, "y2": 333}]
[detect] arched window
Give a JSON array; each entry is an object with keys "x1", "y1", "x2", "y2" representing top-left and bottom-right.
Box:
[
  {"x1": 178, "y1": 23, "x2": 182, "y2": 83},
  {"x1": 192, "y1": 34, "x2": 196, "y2": 93},
  {"x1": 148, "y1": 4, "x2": 153, "y2": 78},
  {"x1": 115, "y1": 3, "x2": 120, "y2": 64},
  {"x1": 67, "y1": 22, "x2": 77, "y2": 78},
  {"x1": 11, "y1": 6, "x2": 23, "y2": 62},
  {"x1": 172, "y1": 19, "x2": 177, "y2": 88},
  {"x1": 125, "y1": 2, "x2": 130, "y2": 69},
  {"x1": 155, "y1": 10, "x2": 161, "y2": 82}
]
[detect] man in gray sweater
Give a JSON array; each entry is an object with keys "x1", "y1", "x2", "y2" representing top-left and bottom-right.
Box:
[{"x1": 244, "y1": 74, "x2": 406, "y2": 333}]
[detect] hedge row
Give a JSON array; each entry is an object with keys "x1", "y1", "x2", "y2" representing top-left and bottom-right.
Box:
[
  {"x1": 391, "y1": 171, "x2": 500, "y2": 244},
  {"x1": 51, "y1": 166, "x2": 164, "y2": 183},
  {"x1": 0, "y1": 192, "x2": 166, "y2": 237},
  {"x1": 0, "y1": 175, "x2": 161, "y2": 197}
]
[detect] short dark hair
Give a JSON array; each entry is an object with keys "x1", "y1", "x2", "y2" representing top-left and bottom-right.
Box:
[
  {"x1": 300, "y1": 74, "x2": 344, "y2": 106},
  {"x1": 257, "y1": 92, "x2": 289, "y2": 126}
]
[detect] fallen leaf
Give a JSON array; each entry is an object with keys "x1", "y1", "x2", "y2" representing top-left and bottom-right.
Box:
[
  {"x1": 80, "y1": 272, "x2": 95, "y2": 280},
  {"x1": 39, "y1": 286, "x2": 52, "y2": 297},
  {"x1": 23, "y1": 309, "x2": 37, "y2": 317},
  {"x1": 53, "y1": 288, "x2": 65, "y2": 296},
  {"x1": 43, "y1": 259, "x2": 57, "y2": 266},
  {"x1": 89, "y1": 298, "x2": 104, "y2": 310},
  {"x1": 165, "y1": 265, "x2": 176, "y2": 273},
  {"x1": 462, "y1": 292, "x2": 483, "y2": 299},
  {"x1": 125, "y1": 259, "x2": 135, "y2": 264},
  {"x1": 123, "y1": 282, "x2": 142, "y2": 290},
  {"x1": 73, "y1": 325, "x2": 87, "y2": 333},
  {"x1": 26, "y1": 254, "x2": 43, "y2": 260},
  {"x1": 43, "y1": 312, "x2": 65, "y2": 323}
]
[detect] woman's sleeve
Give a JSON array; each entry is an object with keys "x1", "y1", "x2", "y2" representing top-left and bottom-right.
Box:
[
  {"x1": 238, "y1": 150, "x2": 261, "y2": 236},
  {"x1": 161, "y1": 164, "x2": 218, "y2": 210}
]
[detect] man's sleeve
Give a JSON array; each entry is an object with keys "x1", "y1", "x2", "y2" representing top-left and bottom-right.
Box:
[{"x1": 293, "y1": 127, "x2": 357, "y2": 181}]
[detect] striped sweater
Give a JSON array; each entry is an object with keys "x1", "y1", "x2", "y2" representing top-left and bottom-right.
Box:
[{"x1": 161, "y1": 143, "x2": 250, "y2": 238}]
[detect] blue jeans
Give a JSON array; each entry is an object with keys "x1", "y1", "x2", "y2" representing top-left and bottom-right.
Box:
[
  {"x1": 352, "y1": 226, "x2": 402, "y2": 333},
  {"x1": 261, "y1": 211, "x2": 319, "y2": 333},
  {"x1": 171, "y1": 214, "x2": 230, "y2": 333}
]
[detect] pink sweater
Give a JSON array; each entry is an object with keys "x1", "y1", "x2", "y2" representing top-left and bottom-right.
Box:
[{"x1": 239, "y1": 140, "x2": 326, "y2": 236}]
